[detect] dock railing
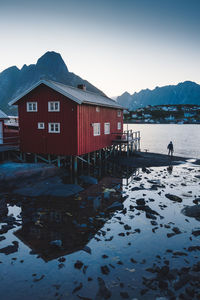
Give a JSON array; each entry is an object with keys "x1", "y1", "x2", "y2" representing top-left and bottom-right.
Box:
[{"x1": 112, "y1": 130, "x2": 141, "y2": 154}]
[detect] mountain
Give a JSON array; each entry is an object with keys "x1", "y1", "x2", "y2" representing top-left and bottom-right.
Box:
[
  {"x1": 117, "y1": 81, "x2": 200, "y2": 110},
  {"x1": 0, "y1": 51, "x2": 105, "y2": 115}
]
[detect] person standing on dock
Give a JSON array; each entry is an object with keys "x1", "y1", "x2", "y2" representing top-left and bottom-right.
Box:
[{"x1": 167, "y1": 141, "x2": 174, "y2": 156}]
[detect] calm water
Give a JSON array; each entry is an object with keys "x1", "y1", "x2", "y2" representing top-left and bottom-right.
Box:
[{"x1": 126, "y1": 124, "x2": 200, "y2": 159}]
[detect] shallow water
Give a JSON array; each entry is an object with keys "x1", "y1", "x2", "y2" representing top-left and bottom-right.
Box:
[
  {"x1": 0, "y1": 161, "x2": 200, "y2": 299},
  {"x1": 126, "y1": 124, "x2": 200, "y2": 159}
]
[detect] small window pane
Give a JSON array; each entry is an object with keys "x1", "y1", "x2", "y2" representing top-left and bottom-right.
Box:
[{"x1": 117, "y1": 122, "x2": 121, "y2": 130}]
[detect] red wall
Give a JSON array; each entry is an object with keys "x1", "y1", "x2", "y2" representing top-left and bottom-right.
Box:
[
  {"x1": 17, "y1": 84, "x2": 123, "y2": 156},
  {"x1": 18, "y1": 85, "x2": 77, "y2": 155},
  {"x1": 77, "y1": 104, "x2": 123, "y2": 155}
]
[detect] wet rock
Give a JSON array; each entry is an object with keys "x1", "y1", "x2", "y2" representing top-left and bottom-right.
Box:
[
  {"x1": 146, "y1": 212, "x2": 157, "y2": 220},
  {"x1": 72, "y1": 282, "x2": 83, "y2": 294},
  {"x1": 192, "y1": 230, "x2": 200, "y2": 237},
  {"x1": 118, "y1": 233, "x2": 125, "y2": 237},
  {"x1": 82, "y1": 246, "x2": 92, "y2": 254},
  {"x1": 173, "y1": 251, "x2": 188, "y2": 256},
  {"x1": 0, "y1": 236, "x2": 6, "y2": 242},
  {"x1": 101, "y1": 265, "x2": 110, "y2": 275},
  {"x1": 182, "y1": 205, "x2": 200, "y2": 220},
  {"x1": 33, "y1": 274, "x2": 45, "y2": 282},
  {"x1": 151, "y1": 221, "x2": 158, "y2": 226},
  {"x1": 136, "y1": 198, "x2": 145, "y2": 206},
  {"x1": 133, "y1": 176, "x2": 142, "y2": 181},
  {"x1": 165, "y1": 194, "x2": 182, "y2": 202},
  {"x1": 187, "y1": 246, "x2": 200, "y2": 252},
  {"x1": 130, "y1": 258, "x2": 137, "y2": 263},
  {"x1": 58, "y1": 257, "x2": 66, "y2": 263},
  {"x1": 0, "y1": 199, "x2": 8, "y2": 218},
  {"x1": 74, "y1": 260, "x2": 84, "y2": 270},
  {"x1": 96, "y1": 277, "x2": 111, "y2": 299},
  {"x1": 77, "y1": 295, "x2": 92, "y2": 300},
  {"x1": 102, "y1": 255, "x2": 108, "y2": 259},
  {"x1": 107, "y1": 202, "x2": 123, "y2": 212},
  {"x1": 193, "y1": 197, "x2": 200, "y2": 205},
  {"x1": 124, "y1": 224, "x2": 131, "y2": 230},
  {"x1": 0, "y1": 241, "x2": 18, "y2": 255},
  {"x1": 172, "y1": 227, "x2": 182, "y2": 234}
]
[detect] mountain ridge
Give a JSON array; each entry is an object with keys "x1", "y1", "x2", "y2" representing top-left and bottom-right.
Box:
[
  {"x1": 0, "y1": 51, "x2": 105, "y2": 114},
  {"x1": 117, "y1": 81, "x2": 200, "y2": 110}
]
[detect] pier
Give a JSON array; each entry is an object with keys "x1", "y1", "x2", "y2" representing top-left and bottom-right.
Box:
[{"x1": 0, "y1": 130, "x2": 141, "y2": 175}]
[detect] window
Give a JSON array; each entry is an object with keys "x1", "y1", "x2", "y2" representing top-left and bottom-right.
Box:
[
  {"x1": 48, "y1": 123, "x2": 60, "y2": 133},
  {"x1": 48, "y1": 101, "x2": 60, "y2": 112},
  {"x1": 38, "y1": 122, "x2": 45, "y2": 129},
  {"x1": 27, "y1": 102, "x2": 37, "y2": 112},
  {"x1": 93, "y1": 123, "x2": 100, "y2": 136},
  {"x1": 117, "y1": 110, "x2": 121, "y2": 117},
  {"x1": 96, "y1": 106, "x2": 100, "y2": 112},
  {"x1": 104, "y1": 123, "x2": 110, "y2": 135},
  {"x1": 117, "y1": 122, "x2": 121, "y2": 130}
]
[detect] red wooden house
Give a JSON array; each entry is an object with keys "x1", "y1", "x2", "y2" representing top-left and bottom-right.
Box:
[{"x1": 9, "y1": 80, "x2": 124, "y2": 158}]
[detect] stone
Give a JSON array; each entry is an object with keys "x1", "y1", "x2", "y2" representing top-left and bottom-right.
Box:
[
  {"x1": 107, "y1": 202, "x2": 123, "y2": 212},
  {"x1": 165, "y1": 194, "x2": 182, "y2": 202}
]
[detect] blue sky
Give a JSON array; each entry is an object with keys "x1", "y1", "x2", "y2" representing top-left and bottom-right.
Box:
[{"x1": 0, "y1": 0, "x2": 199, "y2": 96}]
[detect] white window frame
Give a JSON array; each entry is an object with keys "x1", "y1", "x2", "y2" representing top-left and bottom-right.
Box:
[
  {"x1": 48, "y1": 101, "x2": 60, "y2": 112},
  {"x1": 117, "y1": 110, "x2": 121, "y2": 117},
  {"x1": 104, "y1": 122, "x2": 110, "y2": 135},
  {"x1": 38, "y1": 122, "x2": 45, "y2": 129},
  {"x1": 48, "y1": 122, "x2": 60, "y2": 133},
  {"x1": 93, "y1": 123, "x2": 100, "y2": 136},
  {"x1": 27, "y1": 102, "x2": 37, "y2": 112},
  {"x1": 96, "y1": 106, "x2": 100, "y2": 112},
  {"x1": 117, "y1": 122, "x2": 121, "y2": 130}
]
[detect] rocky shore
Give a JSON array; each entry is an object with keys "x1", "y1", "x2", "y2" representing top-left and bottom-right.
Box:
[{"x1": 0, "y1": 157, "x2": 200, "y2": 299}]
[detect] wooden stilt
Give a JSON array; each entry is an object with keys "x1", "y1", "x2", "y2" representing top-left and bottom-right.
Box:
[
  {"x1": 74, "y1": 156, "x2": 78, "y2": 174},
  {"x1": 57, "y1": 155, "x2": 61, "y2": 168},
  {"x1": 48, "y1": 154, "x2": 51, "y2": 164},
  {"x1": 99, "y1": 149, "x2": 102, "y2": 160},
  {"x1": 34, "y1": 154, "x2": 38, "y2": 163},
  {"x1": 93, "y1": 151, "x2": 96, "y2": 164}
]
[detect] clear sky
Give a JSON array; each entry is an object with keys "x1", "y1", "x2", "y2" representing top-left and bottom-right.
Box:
[{"x1": 0, "y1": 0, "x2": 199, "y2": 97}]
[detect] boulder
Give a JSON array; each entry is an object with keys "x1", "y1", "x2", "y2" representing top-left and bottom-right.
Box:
[{"x1": 165, "y1": 194, "x2": 182, "y2": 202}]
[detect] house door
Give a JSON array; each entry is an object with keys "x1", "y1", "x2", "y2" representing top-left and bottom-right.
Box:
[{"x1": 0, "y1": 122, "x2": 3, "y2": 144}]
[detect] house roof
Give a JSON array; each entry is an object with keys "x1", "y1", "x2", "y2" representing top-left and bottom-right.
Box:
[
  {"x1": 9, "y1": 79, "x2": 124, "y2": 109},
  {"x1": 0, "y1": 109, "x2": 8, "y2": 119}
]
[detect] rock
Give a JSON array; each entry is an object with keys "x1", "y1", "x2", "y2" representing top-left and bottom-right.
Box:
[
  {"x1": 146, "y1": 212, "x2": 157, "y2": 220},
  {"x1": 192, "y1": 230, "x2": 200, "y2": 237},
  {"x1": 101, "y1": 265, "x2": 110, "y2": 275},
  {"x1": 0, "y1": 241, "x2": 18, "y2": 255},
  {"x1": 136, "y1": 198, "x2": 145, "y2": 205},
  {"x1": 72, "y1": 282, "x2": 83, "y2": 294},
  {"x1": 193, "y1": 197, "x2": 200, "y2": 205},
  {"x1": 181, "y1": 205, "x2": 200, "y2": 220},
  {"x1": 74, "y1": 260, "x2": 84, "y2": 269},
  {"x1": 82, "y1": 246, "x2": 92, "y2": 254},
  {"x1": 0, "y1": 236, "x2": 6, "y2": 242},
  {"x1": 124, "y1": 224, "x2": 131, "y2": 230},
  {"x1": 165, "y1": 194, "x2": 182, "y2": 202},
  {"x1": 107, "y1": 202, "x2": 123, "y2": 212},
  {"x1": 96, "y1": 277, "x2": 111, "y2": 299}
]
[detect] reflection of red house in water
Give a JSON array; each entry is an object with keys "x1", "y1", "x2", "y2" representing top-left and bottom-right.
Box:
[{"x1": 9, "y1": 79, "x2": 124, "y2": 158}]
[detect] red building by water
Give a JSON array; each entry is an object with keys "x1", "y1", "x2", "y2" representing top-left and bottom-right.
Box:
[{"x1": 9, "y1": 80, "x2": 123, "y2": 157}]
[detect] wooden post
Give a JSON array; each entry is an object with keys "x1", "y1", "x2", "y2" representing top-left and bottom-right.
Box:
[
  {"x1": 87, "y1": 152, "x2": 90, "y2": 164},
  {"x1": 93, "y1": 151, "x2": 96, "y2": 165},
  {"x1": 48, "y1": 154, "x2": 51, "y2": 164},
  {"x1": 74, "y1": 156, "x2": 78, "y2": 174},
  {"x1": 23, "y1": 153, "x2": 26, "y2": 162},
  {"x1": 70, "y1": 156, "x2": 73, "y2": 171},
  {"x1": 127, "y1": 142, "x2": 129, "y2": 157},
  {"x1": 99, "y1": 149, "x2": 102, "y2": 160},
  {"x1": 34, "y1": 154, "x2": 38, "y2": 163},
  {"x1": 57, "y1": 155, "x2": 61, "y2": 168}
]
